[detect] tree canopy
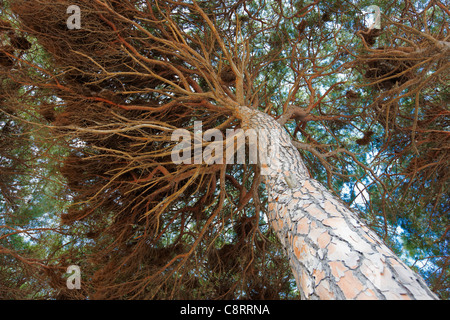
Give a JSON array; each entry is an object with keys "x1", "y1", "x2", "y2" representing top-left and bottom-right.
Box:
[{"x1": 0, "y1": 0, "x2": 448, "y2": 299}]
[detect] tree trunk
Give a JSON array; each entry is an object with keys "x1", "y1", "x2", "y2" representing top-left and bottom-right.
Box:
[{"x1": 236, "y1": 106, "x2": 438, "y2": 300}]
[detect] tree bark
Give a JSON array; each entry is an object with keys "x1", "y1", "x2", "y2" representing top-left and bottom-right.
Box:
[{"x1": 236, "y1": 106, "x2": 438, "y2": 300}]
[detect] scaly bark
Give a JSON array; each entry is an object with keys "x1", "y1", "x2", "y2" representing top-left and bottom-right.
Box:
[{"x1": 236, "y1": 106, "x2": 438, "y2": 300}]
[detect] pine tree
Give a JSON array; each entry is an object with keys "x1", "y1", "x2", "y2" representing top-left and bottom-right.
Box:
[{"x1": 1, "y1": 0, "x2": 447, "y2": 299}]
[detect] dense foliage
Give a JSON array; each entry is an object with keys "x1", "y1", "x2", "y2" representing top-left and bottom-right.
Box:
[{"x1": 0, "y1": 0, "x2": 448, "y2": 299}]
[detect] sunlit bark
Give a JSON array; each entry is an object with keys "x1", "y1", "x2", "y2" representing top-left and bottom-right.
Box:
[{"x1": 237, "y1": 106, "x2": 438, "y2": 300}]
